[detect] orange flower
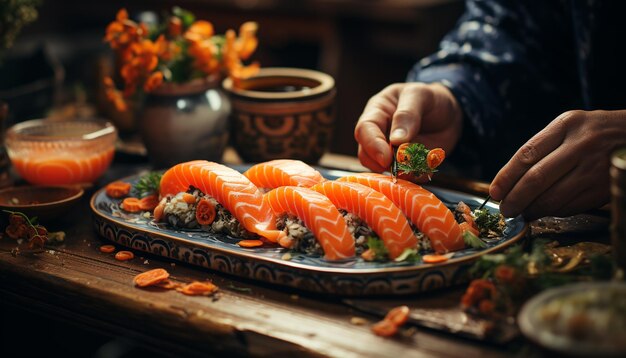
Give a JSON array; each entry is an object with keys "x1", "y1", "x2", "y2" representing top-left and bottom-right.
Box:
[
  {"x1": 104, "y1": 7, "x2": 262, "y2": 110},
  {"x1": 168, "y1": 16, "x2": 183, "y2": 37},
  {"x1": 144, "y1": 71, "x2": 164, "y2": 92},
  {"x1": 103, "y1": 76, "x2": 128, "y2": 112},
  {"x1": 104, "y1": 8, "x2": 147, "y2": 50},
  {"x1": 223, "y1": 28, "x2": 260, "y2": 84},
  {"x1": 188, "y1": 39, "x2": 220, "y2": 75},
  {"x1": 235, "y1": 21, "x2": 258, "y2": 60},
  {"x1": 184, "y1": 20, "x2": 214, "y2": 43}
]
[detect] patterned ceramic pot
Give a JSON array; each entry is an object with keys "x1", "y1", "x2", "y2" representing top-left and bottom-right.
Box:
[
  {"x1": 138, "y1": 77, "x2": 231, "y2": 169},
  {"x1": 223, "y1": 68, "x2": 335, "y2": 164}
]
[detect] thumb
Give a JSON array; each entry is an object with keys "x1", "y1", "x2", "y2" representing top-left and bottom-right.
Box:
[{"x1": 389, "y1": 85, "x2": 428, "y2": 145}]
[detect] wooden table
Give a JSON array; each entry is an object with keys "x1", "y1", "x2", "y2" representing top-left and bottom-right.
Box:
[{"x1": 0, "y1": 156, "x2": 611, "y2": 357}]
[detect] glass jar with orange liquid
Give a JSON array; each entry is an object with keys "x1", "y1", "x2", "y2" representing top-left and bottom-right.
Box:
[{"x1": 5, "y1": 119, "x2": 117, "y2": 185}]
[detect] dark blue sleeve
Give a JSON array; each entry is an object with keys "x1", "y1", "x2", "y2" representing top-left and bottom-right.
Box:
[{"x1": 408, "y1": 1, "x2": 578, "y2": 142}]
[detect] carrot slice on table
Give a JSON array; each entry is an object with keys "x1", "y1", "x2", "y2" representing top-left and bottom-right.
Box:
[
  {"x1": 384, "y1": 305, "x2": 410, "y2": 327},
  {"x1": 115, "y1": 250, "x2": 135, "y2": 261},
  {"x1": 134, "y1": 268, "x2": 170, "y2": 287},
  {"x1": 177, "y1": 281, "x2": 219, "y2": 296},
  {"x1": 423, "y1": 253, "x2": 451, "y2": 264},
  {"x1": 106, "y1": 181, "x2": 131, "y2": 198},
  {"x1": 237, "y1": 239, "x2": 263, "y2": 248},
  {"x1": 154, "y1": 279, "x2": 181, "y2": 290},
  {"x1": 195, "y1": 198, "x2": 216, "y2": 225},
  {"x1": 121, "y1": 197, "x2": 142, "y2": 212},
  {"x1": 371, "y1": 319, "x2": 398, "y2": 337},
  {"x1": 139, "y1": 194, "x2": 159, "y2": 211},
  {"x1": 99, "y1": 244, "x2": 116, "y2": 253}
]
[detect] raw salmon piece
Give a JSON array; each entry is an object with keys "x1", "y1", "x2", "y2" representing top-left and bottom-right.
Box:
[
  {"x1": 311, "y1": 181, "x2": 417, "y2": 259},
  {"x1": 243, "y1": 159, "x2": 325, "y2": 189},
  {"x1": 159, "y1": 161, "x2": 281, "y2": 242},
  {"x1": 265, "y1": 186, "x2": 355, "y2": 260},
  {"x1": 338, "y1": 173, "x2": 464, "y2": 253}
]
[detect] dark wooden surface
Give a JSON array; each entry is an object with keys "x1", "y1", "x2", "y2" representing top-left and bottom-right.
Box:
[{"x1": 0, "y1": 158, "x2": 611, "y2": 357}]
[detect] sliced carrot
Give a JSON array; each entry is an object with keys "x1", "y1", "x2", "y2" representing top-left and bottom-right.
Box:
[
  {"x1": 237, "y1": 239, "x2": 263, "y2": 248},
  {"x1": 99, "y1": 244, "x2": 116, "y2": 253},
  {"x1": 426, "y1": 148, "x2": 445, "y2": 169},
  {"x1": 423, "y1": 253, "x2": 451, "y2": 264},
  {"x1": 134, "y1": 268, "x2": 170, "y2": 287},
  {"x1": 154, "y1": 279, "x2": 182, "y2": 290},
  {"x1": 182, "y1": 193, "x2": 196, "y2": 204},
  {"x1": 139, "y1": 194, "x2": 159, "y2": 211},
  {"x1": 459, "y1": 221, "x2": 479, "y2": 236},
  {"x1": 115, "y1": 250, "x2": 135, "y2": 261},
  {"x1": 121, "y1": 197, "x2": 142, "y2": 212},
  {"x1": 396, "y1": 143, "x2": 411, "y2": 164},
  {"x1": 195, "y1": 198, "x2": 216, "y2": 225},
  {"x1": 177, "y1": 281, "x2": 219, "y2": 296},
  {"x1": 384, "y1": 305, "x2": 410, "y2": 327},
  {"x1": 371, "y1": 319, "x2": 398, "y2": 337},
  {"x1": 106, "y1": 181, "x2": 131, "y2": 198},
  {"x1": 153, "y1": 202, "x2": 166, "y2": 222},
  {"x1": 361, "y1": 248, "x2": 375, "y2": 261}
]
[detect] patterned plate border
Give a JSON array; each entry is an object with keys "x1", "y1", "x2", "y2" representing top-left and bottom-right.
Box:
[{"x1": 90, "y1": 172, "x2": 527, "y2": 296}]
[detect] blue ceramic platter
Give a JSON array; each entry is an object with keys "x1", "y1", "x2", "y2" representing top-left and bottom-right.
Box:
[{"x1": 91, "y1": 166, "x2": 527, "y2": 295}]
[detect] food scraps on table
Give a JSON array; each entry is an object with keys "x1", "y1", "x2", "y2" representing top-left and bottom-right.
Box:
[
  {"x1": 134, "y1": 268, "x2": 170, "y2": 287},
  {"x1": 99, "y1": 244, "x2": 116, "y2": 253},
  {"x1": 132, "y1": 268, "x2": 219, "y2": 297},
  {"x1": 177, "y1": 281, "x2": 219, "y2": 296},
  {"x1": 371, "y1": 305, "x2": 410, "y2": 337},
  {"x1": 2, "y1": 210, "x2": 64, "y2": 252},
  {"x1": 115, "y1": 250, "x2": 135, "y2": 261}
]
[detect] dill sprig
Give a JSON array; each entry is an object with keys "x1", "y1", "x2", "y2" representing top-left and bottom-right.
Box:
[{"x1": 132, "y1": 172, "x2": 163, "y2": 198}]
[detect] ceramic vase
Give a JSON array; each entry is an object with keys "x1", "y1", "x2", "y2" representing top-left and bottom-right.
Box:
[{"x1": 138, "y1": 77, "x2": 231, "y2": 169}]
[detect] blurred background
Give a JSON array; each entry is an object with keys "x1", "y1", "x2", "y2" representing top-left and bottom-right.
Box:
[{"x1": 1, "y1": 0, "x2": 463, "y2": 157}]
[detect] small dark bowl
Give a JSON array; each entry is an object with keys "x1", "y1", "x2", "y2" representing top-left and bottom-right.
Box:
[{"x1": 0, "y1": 185, "x2": 84, "y2": 223}]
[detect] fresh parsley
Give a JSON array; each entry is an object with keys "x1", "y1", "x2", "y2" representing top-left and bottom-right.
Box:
[{"x1": 366, "y1": 236, "x2": 389, "y2": 261}]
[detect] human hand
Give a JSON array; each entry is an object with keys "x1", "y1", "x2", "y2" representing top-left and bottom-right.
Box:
[
  {"x1": 490, "y1": 110, "x2": 626, "y2": 219},
  {"x1": 354, "y1": 82, "x2": 463, "y2": 173}
]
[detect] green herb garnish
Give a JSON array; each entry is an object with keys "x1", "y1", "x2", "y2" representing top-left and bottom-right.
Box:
[
  {"x1": 366, "y1": 236, "x2": 389, "y2": 261},
  {"x1": 397, "y1": 143, "x2": 434, "y2": 176},
  {"x1": 473, "y1": 208, "x2": 505, "y2": 237},
  {"x1": 394, "y1": 248, "x2": 421, "y2": 263},
  {"x1": 132, "y1": 172, "x2": 163, "y2": 198},
  {"x1": 463, "y1": 230, "x2": 488, "y2": 249}
]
